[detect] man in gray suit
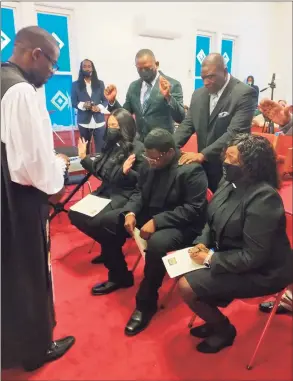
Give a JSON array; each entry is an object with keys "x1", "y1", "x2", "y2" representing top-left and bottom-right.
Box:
[
  {"x1": 174, "y1": 53, "x2": 255, "y2": 192},
  {"x1": 104, "y1": 49, "x2": 185, "y2": 141}
]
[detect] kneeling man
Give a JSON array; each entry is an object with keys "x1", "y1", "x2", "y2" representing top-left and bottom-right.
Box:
[{"x1": 92, "y1": 129, "x2": 208, "y2": 336}]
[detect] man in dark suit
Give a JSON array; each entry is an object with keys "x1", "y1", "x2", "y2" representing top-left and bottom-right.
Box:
[
  {"x1": 90, "y1": 129, "x2": 208, "y2": 336},
  {"x1": 104, "y1": 49, "x2": 185, "y2": 141},
  {"x1": 174, "y1": 53, "x2": 255, "y2": 192}
]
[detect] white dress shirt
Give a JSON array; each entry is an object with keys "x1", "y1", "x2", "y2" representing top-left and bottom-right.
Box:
[
  {"x1": 140, "y1": 71, "x2": 160, "y2": 105},
  {"x1": 209, "y1": 74, "x2": 231, "y2": 115},
  {"x1": 78, "y1": 80, "x2": 105, "y2": 129},
  {"x1": 1, "y1": 82, "x2": 66, "y2": 195}
]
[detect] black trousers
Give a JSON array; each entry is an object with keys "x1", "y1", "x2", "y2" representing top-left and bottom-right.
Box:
[
  {"x1": 78, "y1": 125, "x2": 105, "y2": 154},
  {"x1": 70, "y1": 207, "x2": 196, "y2": 312}
]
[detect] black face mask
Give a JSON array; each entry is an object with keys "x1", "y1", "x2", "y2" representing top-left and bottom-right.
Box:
[
  {"x1": 137, "y1": 68, "x2": 157, "y2": 84},
  {"x1": 106, "y1": 128, "x2": 121, "y2": 144},
  {"x1": 82, "y1": 70, "x2": 92, "y2": 78},
  {"x1": 222, "y1": 162, "x2": 243, "y2": 183}
]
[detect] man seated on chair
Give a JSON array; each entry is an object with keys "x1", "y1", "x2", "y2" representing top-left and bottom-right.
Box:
[{"x1": 91, "y1": 128, "x2": 208, "y2": 336}]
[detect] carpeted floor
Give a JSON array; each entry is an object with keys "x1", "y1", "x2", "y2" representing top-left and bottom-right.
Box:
[{"x1": 2, "y1": 179, "x2": 293, "y2": 381}]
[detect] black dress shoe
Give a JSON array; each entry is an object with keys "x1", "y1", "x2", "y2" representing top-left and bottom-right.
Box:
[
  {"x1": 91, "y1": 279, "x2": 134, "y2": 296},
  {"x1": 125, "y1": 309, "x2": 157, "y2": 337},
  {"x1": 196, "y1": 324, "x2": 237, "y2": 354},
  {"x1": 259, "y1": 301, "x2": 291, "y2": 314},
  {"x1": 91, "y1": 254, "x2": 105, "y2": 264},
  {"x1": 23, "y1": 336, "x2": 75, "y2": 371}
]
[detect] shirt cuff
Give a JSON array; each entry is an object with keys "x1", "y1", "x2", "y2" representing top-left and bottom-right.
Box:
[
  {"x1": 108, "y1": 100, "x2": 116, "y2": 107},
  {"x1": 203, "y1": 249, "x2": 214, "y2": 268},
  {"x1": 78, "y1": 101, "x2": 86, "y2": 111}
]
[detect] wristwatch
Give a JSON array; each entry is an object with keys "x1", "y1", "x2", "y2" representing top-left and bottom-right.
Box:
[{"x1": 203, "y1": 249, "x2": 214, "y2": 268}]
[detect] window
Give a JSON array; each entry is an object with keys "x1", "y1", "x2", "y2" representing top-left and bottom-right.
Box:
[
  {"x1": 221, "y1": 38, "x2": 235, "y2": 74},
  {"x1": 194, "y1": 34, "x2": 211, "y2": 89},
  {"x1": 36, "y1": 10, "x2": 74, "y2": 131},
  {"x1": 1, "y1": 6, "x2": 16, "y2": 62}
]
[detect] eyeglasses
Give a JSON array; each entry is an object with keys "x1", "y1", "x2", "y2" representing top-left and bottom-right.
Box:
[
  {"x1": 39, "y1": 49, "x2": 59, "y2": 72},
  {"x1": 142, "y1": 152, "x2": 167, "y2": 165}
]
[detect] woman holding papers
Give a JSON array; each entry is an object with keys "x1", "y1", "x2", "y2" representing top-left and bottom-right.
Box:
[
  {"x1": 69, "y1": 108, "x2": 145, "y2": 264},
  {"x1": 178, "y1": 134, "x2": 293, "y2": 354}
]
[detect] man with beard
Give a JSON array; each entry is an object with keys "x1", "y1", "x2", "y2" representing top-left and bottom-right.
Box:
[
  {"x1": 1, "y1": 26, "x2": 75, "y2": 371},
  {"x1": 104, "y1": 49, "x2": 185, "y2": 141}
]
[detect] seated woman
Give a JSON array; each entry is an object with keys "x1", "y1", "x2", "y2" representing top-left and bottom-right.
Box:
[
  {"x1": 178, "y1": 133, "x2": 293, "y2": 354},
  {"x1": 69, "y1": 108, "x2": 145, "y2": 264}
]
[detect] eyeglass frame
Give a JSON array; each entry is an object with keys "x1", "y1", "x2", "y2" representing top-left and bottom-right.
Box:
[
  {"x1": 142, "y1": 151, "x2": 168, "y2": 165},
  {"x1": 39, "y1": 48, "x2": 59, "y2": 72}
]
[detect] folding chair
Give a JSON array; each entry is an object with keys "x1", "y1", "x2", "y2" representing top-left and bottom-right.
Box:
[{"x1": 186, "y1": 290, "x2": 286, "y2": 370}]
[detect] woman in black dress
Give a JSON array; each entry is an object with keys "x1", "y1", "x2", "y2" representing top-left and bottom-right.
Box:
[
  {"x1": 178, "y1": 133, "x2": 293, "y2": 354},
  {"x1": 69, "y1": 108, "x2": 145, "y2": 264}
]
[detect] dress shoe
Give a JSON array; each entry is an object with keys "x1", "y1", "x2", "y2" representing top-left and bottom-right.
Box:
[
  {"x1": 125, "y1": 309, "x2": 157, "y2": 336},
  {"x1": 23, "y1": 336, "x2": 75, "y2": 371},
  {"x1": 196, "y1": 324, "x2": 237, "y2": 354},
  {"x1": 91, "y1": 254, "x2": 105, "y2": 264},
  {"x1": 91, "y1": 279, "x2": 134, "y2": 296},
  {"x1": 259, "y1": 301, "x2": 291, "y2": 314}
]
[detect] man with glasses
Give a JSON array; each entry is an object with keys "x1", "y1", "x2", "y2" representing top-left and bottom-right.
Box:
[
  {"x1": 1, "y1": 26, "x2": 74, "y2": 371},
  {"x1": 174, "y1": 53, "x2": 255, "y2": 192},
  {"x1": 104, "y1": 49, "x2": 185, "y2": 141},
  {"x1": 91, "y1": 128, "x2": 207, "y2": 336}
]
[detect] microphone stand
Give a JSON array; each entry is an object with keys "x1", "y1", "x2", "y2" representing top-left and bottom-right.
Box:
[{"x1": 260, "y1": 75, "x2": 276, "y2": 134}]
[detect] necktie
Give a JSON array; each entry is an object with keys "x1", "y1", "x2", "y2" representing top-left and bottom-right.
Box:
[
  {"x1": 142, "y1": 83, "x2": 152, "y2": 113},
  {"x1": 210, "y1": 93, "x2": 218, "y2": 115}
]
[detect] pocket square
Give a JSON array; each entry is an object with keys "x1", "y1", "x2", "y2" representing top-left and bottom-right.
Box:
[{"x1": 218, "y1": 112, "x2": 229, "y2": 118}]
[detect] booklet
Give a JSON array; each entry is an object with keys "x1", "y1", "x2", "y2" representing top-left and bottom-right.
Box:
[
  {"x1": 162, "y1": 247, "x2": 206, "y2": 278},
  {"x1": 70, "y1": 194, "x2": 111, "y2": 217},
  {"x1": 133, "y1": 228, "x2": 147, "y2": 258}
]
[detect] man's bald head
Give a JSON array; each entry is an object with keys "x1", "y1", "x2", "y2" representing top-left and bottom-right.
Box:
[
  {"x1": 201, "y1": 53, "x2": 228, "y2": 94},
  {"x1": 9, "y1": 26, "x2": 60, "y2": 88},
  {"x1": 14, "y1": 26, "x2": 58, "y2": 55}
]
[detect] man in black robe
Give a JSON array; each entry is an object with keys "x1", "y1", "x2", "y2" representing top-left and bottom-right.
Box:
[{"x1": 1, "y1": 26, "x2": 75, "y2": 372}]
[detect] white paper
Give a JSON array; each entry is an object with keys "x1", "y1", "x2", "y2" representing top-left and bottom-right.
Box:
[
  {"x1": 70, "y1": 194, "x2": 111, "y2": 217},
  {"x1": 162, "y1": 247, "x2": 206, "y2": 278},
  {"x1": 133, "y1": 228, "x2": 147, "y2": 258}
]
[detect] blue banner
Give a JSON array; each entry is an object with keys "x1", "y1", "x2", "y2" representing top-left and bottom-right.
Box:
[
  {"x1": 37, "y1": 13, "x2": 71, "y2": 72},
  {"x1": 1, "y1": 7, "x2": 16, "y2": 62},
  {"x1": 195, "y1": 35, "x2": 210, "y2": 89},
  {"x1": 44, "y1": 74, "x2": 75, "y2": 130},
  {"x1": 221, "y1": 39, "x2": 234, "y2": 74}
]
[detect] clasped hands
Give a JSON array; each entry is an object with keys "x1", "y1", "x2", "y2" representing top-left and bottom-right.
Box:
[
  {"x1": 188, "y1": 243, "x2": 209, "y2": 265},
  {"x1": 84, "y1": 101, "x2": 100, "y2": 113}
]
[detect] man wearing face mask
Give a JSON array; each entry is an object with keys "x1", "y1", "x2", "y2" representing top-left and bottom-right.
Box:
[
  {"x1": 174, "y1": 53, "x2": 255, "y2": 192},
  {"x1": 104, "y1": 49, "x2": 185, "y2": 141},
  {"x1": 1, "y1": 26, "x2": 75, "y2": 371},
  {"x1": 90, "y1": 129, "x2": 207, "y2": 336}
]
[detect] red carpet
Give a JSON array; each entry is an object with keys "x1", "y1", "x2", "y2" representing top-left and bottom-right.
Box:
[{"x1": 2, "y1": 178, "x2": 293, "y2": 381}]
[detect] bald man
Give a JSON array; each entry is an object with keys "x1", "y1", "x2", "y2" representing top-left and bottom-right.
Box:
[
  {"x1": 1, "y1": 26, "x2": 74, "y2": 371},
  {"x1": 174, "y1": 53, "x2": 255, "y2": 192}
]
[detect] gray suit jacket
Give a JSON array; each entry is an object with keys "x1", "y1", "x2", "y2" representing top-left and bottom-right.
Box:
[
  {"x1": 108, "y1": 72, "x2": 185, "y2": 141},
  {"x1": 174, "y1": 76, "x2": 255, "y2": 162}
]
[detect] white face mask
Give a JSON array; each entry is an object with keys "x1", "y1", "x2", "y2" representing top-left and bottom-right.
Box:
[{"x1": 247, "y1": 82, "x2": 252, "y2": 86}]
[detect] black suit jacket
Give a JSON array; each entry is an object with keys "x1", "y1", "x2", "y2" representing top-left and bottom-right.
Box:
[
  {"x1": 195, "y1": 181, "x2": 293, "y2": 292},
  {"x1": 121, "y1": 160, "x2": 208, "y2": 235},
  {"x1": 108, "y1": 73, "x2": 185, "y2": 141},
  {"x1": 174, "y1": 76, "x2": 255, "y2": 161},
  {"x1": 80, "y1": 140, "x2": 145, "y2": 209}
]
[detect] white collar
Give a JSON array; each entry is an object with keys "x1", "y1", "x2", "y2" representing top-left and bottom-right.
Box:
[{"x1": 211, "y1": 73, "x2": 231, "y2": 98}]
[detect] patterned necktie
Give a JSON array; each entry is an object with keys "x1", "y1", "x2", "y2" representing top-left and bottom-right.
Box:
[
  {"x1": 142, "y1": 83, "x2": 152, "y2": 113},
  {"x1": 210, "y1": 93, "x2": 218, "y2": 115}
]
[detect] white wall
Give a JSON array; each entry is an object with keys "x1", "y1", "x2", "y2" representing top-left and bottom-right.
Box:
[{"x1": 4, "y1": 1, "x2": 292, "y2": 104}]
